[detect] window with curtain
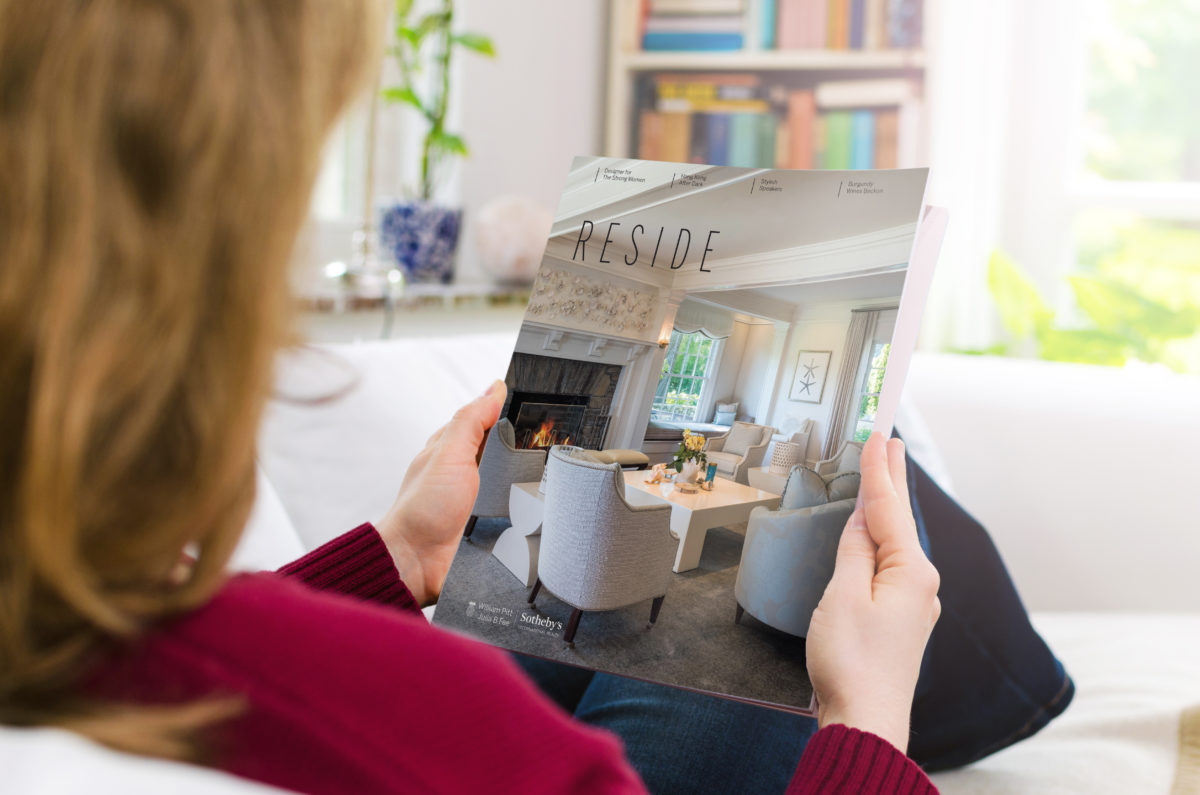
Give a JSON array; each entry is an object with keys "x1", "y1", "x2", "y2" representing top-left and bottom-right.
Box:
[
  {"x1": 851, "y1": 342, "x2": 890, "y2": 442},
  {"x1": 650, "y1": 330, "x2": 722, "y2": 422}
]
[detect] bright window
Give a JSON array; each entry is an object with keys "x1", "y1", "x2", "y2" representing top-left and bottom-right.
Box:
[
  {"x1": 980, "y1": 0, "x2": 1200, "y2": 373},
  {"x1": 852, "y1": 342, "x2": 889, "y2": 442},
  {"x1": 650, "y1": 330, "x2": 721, "y2": 422}
]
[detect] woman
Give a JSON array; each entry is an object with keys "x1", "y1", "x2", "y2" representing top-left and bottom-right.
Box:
[{"x1": 0, "y1": 1, "x2": 941, "y2": 792}]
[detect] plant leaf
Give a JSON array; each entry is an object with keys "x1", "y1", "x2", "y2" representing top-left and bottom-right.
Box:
[
  {"x1": 396, "y1": 26, "x2": 421, "y2": 46},
  {"x1": 1068, "y1": 274, "x2": 1199, "y2": 341},
  {"x1": 452, "y1": 33, "x2": 496, "y2": 57},
  {"x1": 414, "y1": 11, "x2": 451, "y2": 41},
  {"x1": 381, "y1": 86, "x2": 424, "y2": 112},
  {"x1": 428, "y1": 131, "x2": 468, "y2": 156},
  {"x1": 987, "y1": 250, "x2": 1052, "y2": 339},
  {"x1": 394, "y1": 0, "x2": 415, "y2": 22},
  {"x1": 1036, "y1": 328, "x2": 1131, "y2": 367}
]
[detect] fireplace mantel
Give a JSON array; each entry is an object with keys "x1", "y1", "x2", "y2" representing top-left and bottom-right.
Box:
[{"x1": 516, "y1": 321, "x2": 656, "y2": 368}]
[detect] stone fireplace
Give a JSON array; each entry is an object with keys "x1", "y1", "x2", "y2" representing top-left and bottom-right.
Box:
[{"x1": 502, "y1": 353, "x2": 623, "y2": 451}]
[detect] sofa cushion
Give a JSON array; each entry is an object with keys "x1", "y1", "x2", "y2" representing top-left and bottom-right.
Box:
[
  {"x1": 713, "y1": 401, "x2": 738, "y2": 426},
  {"x1": 706, "y1": 450, "x2": 741, "y2": 476},
  {"x1": 723, "y1": 422, "x2": 764, "y2": 457},
  {"x1": 593, "y1": 449, "x2": 650, "y2": 468},
  {"x1": 780, "y1": 466, "x2": 828, "y2": 510},
  {"x1": 826, "y1": 472, "x2": 861, "y2": 502}
]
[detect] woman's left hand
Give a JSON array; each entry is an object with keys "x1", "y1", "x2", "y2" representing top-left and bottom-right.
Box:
[{"x1": 375, "y1": 380, "x2": 507, "y2": 606}]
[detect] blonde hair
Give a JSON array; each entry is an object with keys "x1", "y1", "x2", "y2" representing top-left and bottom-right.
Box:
[{"x1": 0, "y1": 0, "x2": 381, "y2": 758}]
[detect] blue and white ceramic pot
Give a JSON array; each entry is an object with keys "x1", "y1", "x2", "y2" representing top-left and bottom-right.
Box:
[{"x1": 379, "y1": 200, "x2": 461, "y2": 284}]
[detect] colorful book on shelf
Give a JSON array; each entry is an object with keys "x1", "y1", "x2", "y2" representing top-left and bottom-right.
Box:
[
  {"x1": 431, "y1": 155, "x2": 940, "y2": 717},
  {"x1": 874, "y1": 108, "x2": 899, "y2": 168},
  {"x1": 758, "y1": 0, "x2": 778, "y2": 48},
  {"x1": 821, "y1": 111, "x2": 852, "y2": 168},
  {"x1": 706, "y1": 113, "x2": 733, "y2": 164},
  {"x1": 658, "y1": 112, "x2": 692, "y2": 162},
  {"x1": 849, "y1": 0, "x2": 865, "y2": 49},
  {"x1": 785, "y1": 89, "x2": 816, "y2": 168},
  {"x1": 649, "y1": 0, "x2": 745, "y2": 12},
  {"x1": 850, "y1": 110, "x2": 874, "y2": 169},
  {"x1": 642, "y1": 31, "x2": 746, "y2": 50},
  {"x1": 814, "y1": 77, "x2": 915, "y2": 107},
  {"x1": 644, "y1": 14, "x2": 746, "y2": 32}
]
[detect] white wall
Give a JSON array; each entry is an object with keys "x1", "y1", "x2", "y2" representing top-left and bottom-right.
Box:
[
  {"x1": 766, "y1": 305, "x2": 853, "y2": 462},
  {"x1": 711, "y1": 321, "x2": 750, "y2": 412},
  {"x1": 733, "y1": 322, "x2": 777, "y2": 424},
  {"x1": 456, "y1": 1, "x2": 608, "y2": 284}
]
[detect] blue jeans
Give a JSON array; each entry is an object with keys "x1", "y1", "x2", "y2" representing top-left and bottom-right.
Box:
[{"x1": 514, "y1": 448, "x2": 1074, "y2": 791}]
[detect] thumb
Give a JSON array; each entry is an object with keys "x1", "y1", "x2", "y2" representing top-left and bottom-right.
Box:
[{"x1": 442, "y1": 380, "x2": 506, "y2": 457}]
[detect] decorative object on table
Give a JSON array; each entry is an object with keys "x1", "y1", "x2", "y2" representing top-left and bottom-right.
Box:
[
  {"x1": 379, "y1": 202, "x2": 461, "y2": 284},
  {"x1": 378, "y1": 0, "x2": 494, "y2": 284},
  {"x1": 675, "y1": 480, "x2": 700, "y2": 494},
  {"x1": 769, "y1": 440, "x2": 805, "y2": 476},
  {"x1": 672, "y1": 429, "x2": 708, "y2": 484},
  {"x1": 788, "y1": 350, "x2": 832, "y2": 403},
  {"x1": 473, "y1": 195, "x2": 554, "y2": 285},
  {"x1": 706, "y1": 462, "x2": 718, "y2": 486},
  {"x1": 645, "y1": 463, "x2": 669, "y2": 485}
]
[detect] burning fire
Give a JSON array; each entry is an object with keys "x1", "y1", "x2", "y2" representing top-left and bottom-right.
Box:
[{"x1": 529, "y1": 418, "x2": 572, "y2": 449}]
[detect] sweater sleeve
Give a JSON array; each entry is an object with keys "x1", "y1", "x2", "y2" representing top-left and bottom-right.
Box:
[
  {"x1": 786, "y1": 725, "x2": 938, "y2": 794},
  {"x1": 276, "y1": 522, "x2": 421, "y2": 614}
]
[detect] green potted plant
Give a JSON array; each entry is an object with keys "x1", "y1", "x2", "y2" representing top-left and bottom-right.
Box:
[{"x1": 378, "y1": 0, "x2": 494, "y2": 284}]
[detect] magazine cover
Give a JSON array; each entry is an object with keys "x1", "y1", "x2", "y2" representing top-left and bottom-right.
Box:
[{"x1": 433, "y1": 156, "x2": 933, "y2": 713}]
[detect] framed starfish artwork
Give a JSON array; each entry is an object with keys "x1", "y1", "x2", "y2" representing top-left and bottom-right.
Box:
[{"x1": 789, "y1": 350, "x2": 831, "y2": 403}]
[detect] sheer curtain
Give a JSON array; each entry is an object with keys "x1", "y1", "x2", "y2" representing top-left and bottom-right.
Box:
[{"x1": 823, "y1": 309, "x2": 878, "y2": 459}]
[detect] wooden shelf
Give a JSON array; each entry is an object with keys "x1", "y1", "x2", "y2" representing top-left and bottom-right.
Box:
[{"x1": 617, "y1": 49, "x2": 926, "y2": 72}]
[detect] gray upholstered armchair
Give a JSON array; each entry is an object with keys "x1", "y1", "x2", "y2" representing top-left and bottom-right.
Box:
[
  {"x1": 735, "y1": 498, "x2": 856, "y2": 638},
  {"x1": 704, "y1": 421, "x2": 774, "y2": 485},
  {"x1": 815, "y1": 440, "x2": 863, "y2": 484},
  {"x1": 734, "y1": 464, "x2": 857, "y2": 637},
  {"x1": 528, "y1": 445, "x2": 676, "y2": 645},
  {"x1": 464, "y1": 418, "x2": 546, "y2": 539}
]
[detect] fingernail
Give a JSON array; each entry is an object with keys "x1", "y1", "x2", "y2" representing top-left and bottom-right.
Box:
[{"x1": 485, "y1": 379, "x2": 502, "y2": 397}]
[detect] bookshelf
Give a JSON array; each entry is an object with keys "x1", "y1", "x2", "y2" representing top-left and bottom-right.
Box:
[{"x1": 605, "y1": 0, "x2": 932, "y2": 169}]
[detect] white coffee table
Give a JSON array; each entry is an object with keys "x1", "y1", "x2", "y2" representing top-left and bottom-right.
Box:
[{"x1": 621, "y1": 471, "x2": 781, "y2": 573}]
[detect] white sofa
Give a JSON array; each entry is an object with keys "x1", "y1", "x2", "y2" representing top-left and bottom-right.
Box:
[{"x1": 9, "y1": 339, "x2": 1198, "y2": 792}]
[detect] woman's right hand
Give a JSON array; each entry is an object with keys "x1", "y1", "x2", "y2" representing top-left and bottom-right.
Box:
[{"x1": 804, "y1": 433, "x2": 941, "y2": 754}]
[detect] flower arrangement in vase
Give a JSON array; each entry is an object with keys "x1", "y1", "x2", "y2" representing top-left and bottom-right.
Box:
[{"x1": 672, "y1": 429, "x2": 708, "y2": 483}]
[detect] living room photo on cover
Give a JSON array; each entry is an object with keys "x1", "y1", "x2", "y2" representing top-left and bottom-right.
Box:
[{"x1": 433, "y1": 156, "x2": 929, "y2": 713}]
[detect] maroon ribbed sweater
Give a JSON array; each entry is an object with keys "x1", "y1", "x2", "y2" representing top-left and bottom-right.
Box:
[{"x1": 90, "y1": 524, "x2": 936, "y2": 794}]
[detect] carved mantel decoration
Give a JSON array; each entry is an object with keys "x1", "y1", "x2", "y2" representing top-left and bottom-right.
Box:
[{"x1": 526, "y1": 266, "x2": 656, "y2": 336}]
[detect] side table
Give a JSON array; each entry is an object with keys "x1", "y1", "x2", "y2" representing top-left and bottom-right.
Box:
[
  {"x1": 746, "y1": 466, "x2": 788, "y2": 496},
  {"x1": 490, "y1": 481, "x2": 544, "y2": 587}
]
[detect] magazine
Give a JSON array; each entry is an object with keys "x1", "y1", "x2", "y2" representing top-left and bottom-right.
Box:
[{"x1": 432, "y1": 156, "x2": 943, "y2": 714}]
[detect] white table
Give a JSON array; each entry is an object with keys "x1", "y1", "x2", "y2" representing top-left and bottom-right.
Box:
[
  {"x1": 490, "y1": 482, "x2": 544, "y2": 587},
  {"x1": 621, "y1": 471, "x2": 781, "y2": 573}
]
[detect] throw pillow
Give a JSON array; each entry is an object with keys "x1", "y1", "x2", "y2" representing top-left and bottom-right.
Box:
[
  {"x1": 837, "y1": 442, "x2": 863, "y2": 473},
  {"x1": 722, "y1": 422, "x2": 762, "y2": 457},
  {"x1": 779, "y1": 466, "x2": 828, "y2": 510},
  {"x1": 713, "y1": 401, "x2": 738, "y2": 426},
  {"x1": 826, "y1": 472, "x2": 861, "y2": 502}
]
